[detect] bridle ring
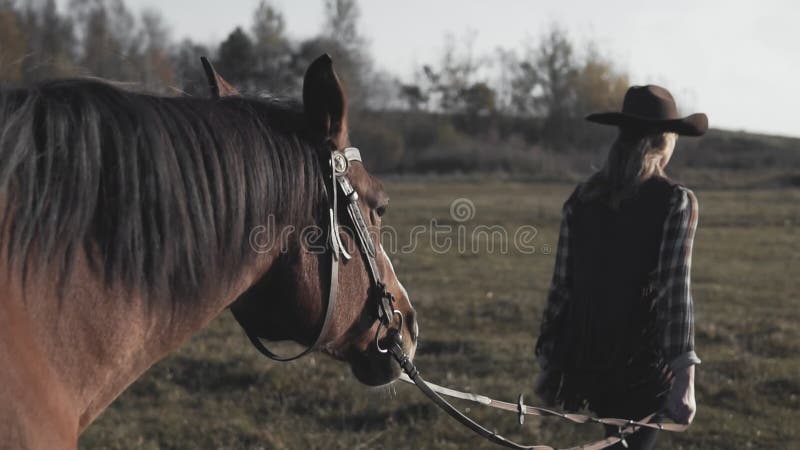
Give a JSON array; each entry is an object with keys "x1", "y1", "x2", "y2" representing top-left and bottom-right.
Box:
[{"x1": 375, "y1": 310, "x2": 404, "y2": 354}]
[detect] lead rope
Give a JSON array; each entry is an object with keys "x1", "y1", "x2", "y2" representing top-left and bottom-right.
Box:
[{"x1": 384, "y1": 330, "x2": 687, "y2": 450}]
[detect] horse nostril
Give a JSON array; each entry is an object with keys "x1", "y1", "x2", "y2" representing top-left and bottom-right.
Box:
[{"x1": 405, "y1": 309, "x2": 418, "y2": 342}]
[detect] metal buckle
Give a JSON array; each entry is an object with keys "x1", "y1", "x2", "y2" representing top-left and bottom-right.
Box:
[
  {"x1": 332, "y1": 151, "x2": 348, "y2": 175},
  {"x1": 618, "y1": 423, "x2": 632, "y2": 448}
]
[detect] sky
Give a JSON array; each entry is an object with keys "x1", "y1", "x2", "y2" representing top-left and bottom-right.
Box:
[{"x1": 60, "y1": 0, "x2": 800, "y2": 138}]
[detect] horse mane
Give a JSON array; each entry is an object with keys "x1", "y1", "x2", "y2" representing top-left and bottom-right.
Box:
[{"x1": 0, "y1": 78, "x2": 326, "y2": 301}]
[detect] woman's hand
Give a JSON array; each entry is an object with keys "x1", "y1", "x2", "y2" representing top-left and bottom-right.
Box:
[{"x1": 665, "y1": 364, "x2": 696, "y2": 424}]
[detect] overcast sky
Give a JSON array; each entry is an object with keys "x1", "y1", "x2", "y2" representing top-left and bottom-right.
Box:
[{"x1": 61, "y1": 0, "x2": 800, "y2": 138}]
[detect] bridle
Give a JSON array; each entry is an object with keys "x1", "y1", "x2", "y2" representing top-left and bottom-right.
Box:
[
  {"x1": 242, "y1": 146, "x2": 688, "y2": 449},
  {"x1": 244, "y1": 146, "x2": 400, "y2": 361}
]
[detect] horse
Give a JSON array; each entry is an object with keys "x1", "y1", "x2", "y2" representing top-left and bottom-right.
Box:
[{"x1": 0, "y1": 54, "x2": 418, "y2": 450}]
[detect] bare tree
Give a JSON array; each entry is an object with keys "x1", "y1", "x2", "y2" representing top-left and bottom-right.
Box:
[
  {"x1": 324, "y1": 0, "x2": 364, "y2": 55},
  {"x1": 17, "y1": 0, "x2": 76, "y2": 80},
  {"x1": 419, "y1": 32, "x2": 493, "y2": 115},
  {"x1": 251, "y1": 0, "x2": 293, "y2": 94},
  {"x1": 512, "y1": 26, "x2": 578, "y2": 120},
  {"x1": 399, "y1": 83, "x2": 428, "y2": 111},
  {"x1": 493, "y1": 47, "x2": 518, "y2": 114},
  {"x1": 69, "y1": 0, "x2": 137, "y2": 80},
  {"x1": 131, "y1": 10, "x2": 175, "y2": 92},
  {"x1": 573, "y1": 44, "x2": 628, "y2": 116},
  {"x1": 0, "y1": 0, "x2": 29, "y2": 82},
  {"x1": 317, "y1": 0, "x2": 372, "y2": 107}
]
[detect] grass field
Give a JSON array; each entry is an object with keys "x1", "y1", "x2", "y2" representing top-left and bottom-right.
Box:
[{"x1": 80, "y1": 172, "x2": 800, "y2": 449}]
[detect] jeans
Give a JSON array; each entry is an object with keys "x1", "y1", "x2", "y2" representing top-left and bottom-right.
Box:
[
  {"x1": 590, "y1": 386, "x2": 667, "y2": 450},
  {"x1": 601, "y1": 423, "x2": 659, "y2": 450}
]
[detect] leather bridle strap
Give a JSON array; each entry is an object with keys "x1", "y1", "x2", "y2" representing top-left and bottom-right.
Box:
[
  {"x1": 243, "y1": 148, "x2": 362, "y2": 361},
  {"x1": 245, "y1": 147, "x2": 394, "y2": 361},
  {"x1": 332, "y1": 148, "x2": 396, "y2": 325}
]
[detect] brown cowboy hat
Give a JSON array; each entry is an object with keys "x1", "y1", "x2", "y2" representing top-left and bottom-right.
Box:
[{"x1": 586, "y1": 85, "x2": 708, "y2": 136}]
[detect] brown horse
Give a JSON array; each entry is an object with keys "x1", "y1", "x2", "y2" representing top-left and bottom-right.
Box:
[{"x1": 0, "y1": 55, "x2": 417, "y2": 449}]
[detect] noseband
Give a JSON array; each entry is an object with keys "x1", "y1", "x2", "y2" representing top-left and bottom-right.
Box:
[{"x1": 244, "y1": 146, "x2": 400, "y2": 361}]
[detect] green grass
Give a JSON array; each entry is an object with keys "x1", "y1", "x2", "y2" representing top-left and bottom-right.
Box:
[{"x1": 80, "y1": 173, "x2": 800, "y2": 449}]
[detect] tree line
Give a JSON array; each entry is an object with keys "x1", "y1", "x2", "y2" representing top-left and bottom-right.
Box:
[{"x1": 1, "y1": 0, "x2": 633, "y2": 173}]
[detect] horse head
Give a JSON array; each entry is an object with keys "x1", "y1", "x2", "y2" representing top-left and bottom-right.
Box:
[{"x1": 203, "y1": 55, "x2": 418, "y2": 386}]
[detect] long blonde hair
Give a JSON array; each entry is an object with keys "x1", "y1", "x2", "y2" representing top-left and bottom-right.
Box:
[{"x1": 580, "y1": 129, "x2": 677, "y2": 208}]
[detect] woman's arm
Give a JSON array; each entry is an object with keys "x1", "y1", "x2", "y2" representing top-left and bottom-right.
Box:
[
  {"x1": 534, "y1": 190, "x2": 582, "y2": 406},
  {"x1": 535, "y1": 201, "x2": 574, "y2": 372},
  {"x1": 534, "y1": 201, "x2": 574, "y2": 404},
  {"x1": 656, "y1": 186, "x2": 701, "y2": 423}
]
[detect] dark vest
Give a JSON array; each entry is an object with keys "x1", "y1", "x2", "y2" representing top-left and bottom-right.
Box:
[{"x1": 555, "y1": 177, "x2": 677, "y2": 372}]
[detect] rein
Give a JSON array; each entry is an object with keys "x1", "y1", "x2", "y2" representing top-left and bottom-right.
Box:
[
  {"x1": 244, "y1": 146, "x2": 688, "y2": 449},
  {"x1": 388, "y1": 341, "x2": 689, "y2": 449}
]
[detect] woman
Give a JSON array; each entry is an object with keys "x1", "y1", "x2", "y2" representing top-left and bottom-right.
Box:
[{"x1": 534, "y1": 85, "x2": 706, "y2": 449}]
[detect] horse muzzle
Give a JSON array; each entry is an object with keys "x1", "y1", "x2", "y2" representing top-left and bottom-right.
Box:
[{"x1": 348, "y1": 308, "x2": 417, "y2": 386}]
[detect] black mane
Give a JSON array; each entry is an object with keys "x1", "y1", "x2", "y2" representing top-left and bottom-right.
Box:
[{"x1": 0, "y1": 79, "x2": 325, "y2": 300}]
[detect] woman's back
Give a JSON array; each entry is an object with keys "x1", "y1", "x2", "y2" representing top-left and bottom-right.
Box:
[{"x1": 559, "y1": 177, "x2": 678, "y2": 371}]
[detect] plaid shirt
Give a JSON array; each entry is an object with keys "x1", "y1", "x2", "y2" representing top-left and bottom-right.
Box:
[{"x1": 537, "y1": 185, "x2": 701, "y2": 372}]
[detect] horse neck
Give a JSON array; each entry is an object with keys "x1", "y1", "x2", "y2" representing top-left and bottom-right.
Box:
[{"x1": 0, "y1": 247, "x2": 279, "y2": 443}]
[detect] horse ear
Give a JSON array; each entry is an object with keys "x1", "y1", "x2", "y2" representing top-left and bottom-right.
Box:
[
  {"x1": 303, "y1": 53, "x2": 348, "y2": 149},
  {"x1": 200, "y1": 56, "x2": 240, "y2": 98}
]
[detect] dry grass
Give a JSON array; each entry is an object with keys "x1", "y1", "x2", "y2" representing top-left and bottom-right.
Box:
[{"x1": 81, "y1": 173, "x2": 800, "y2": 449}]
